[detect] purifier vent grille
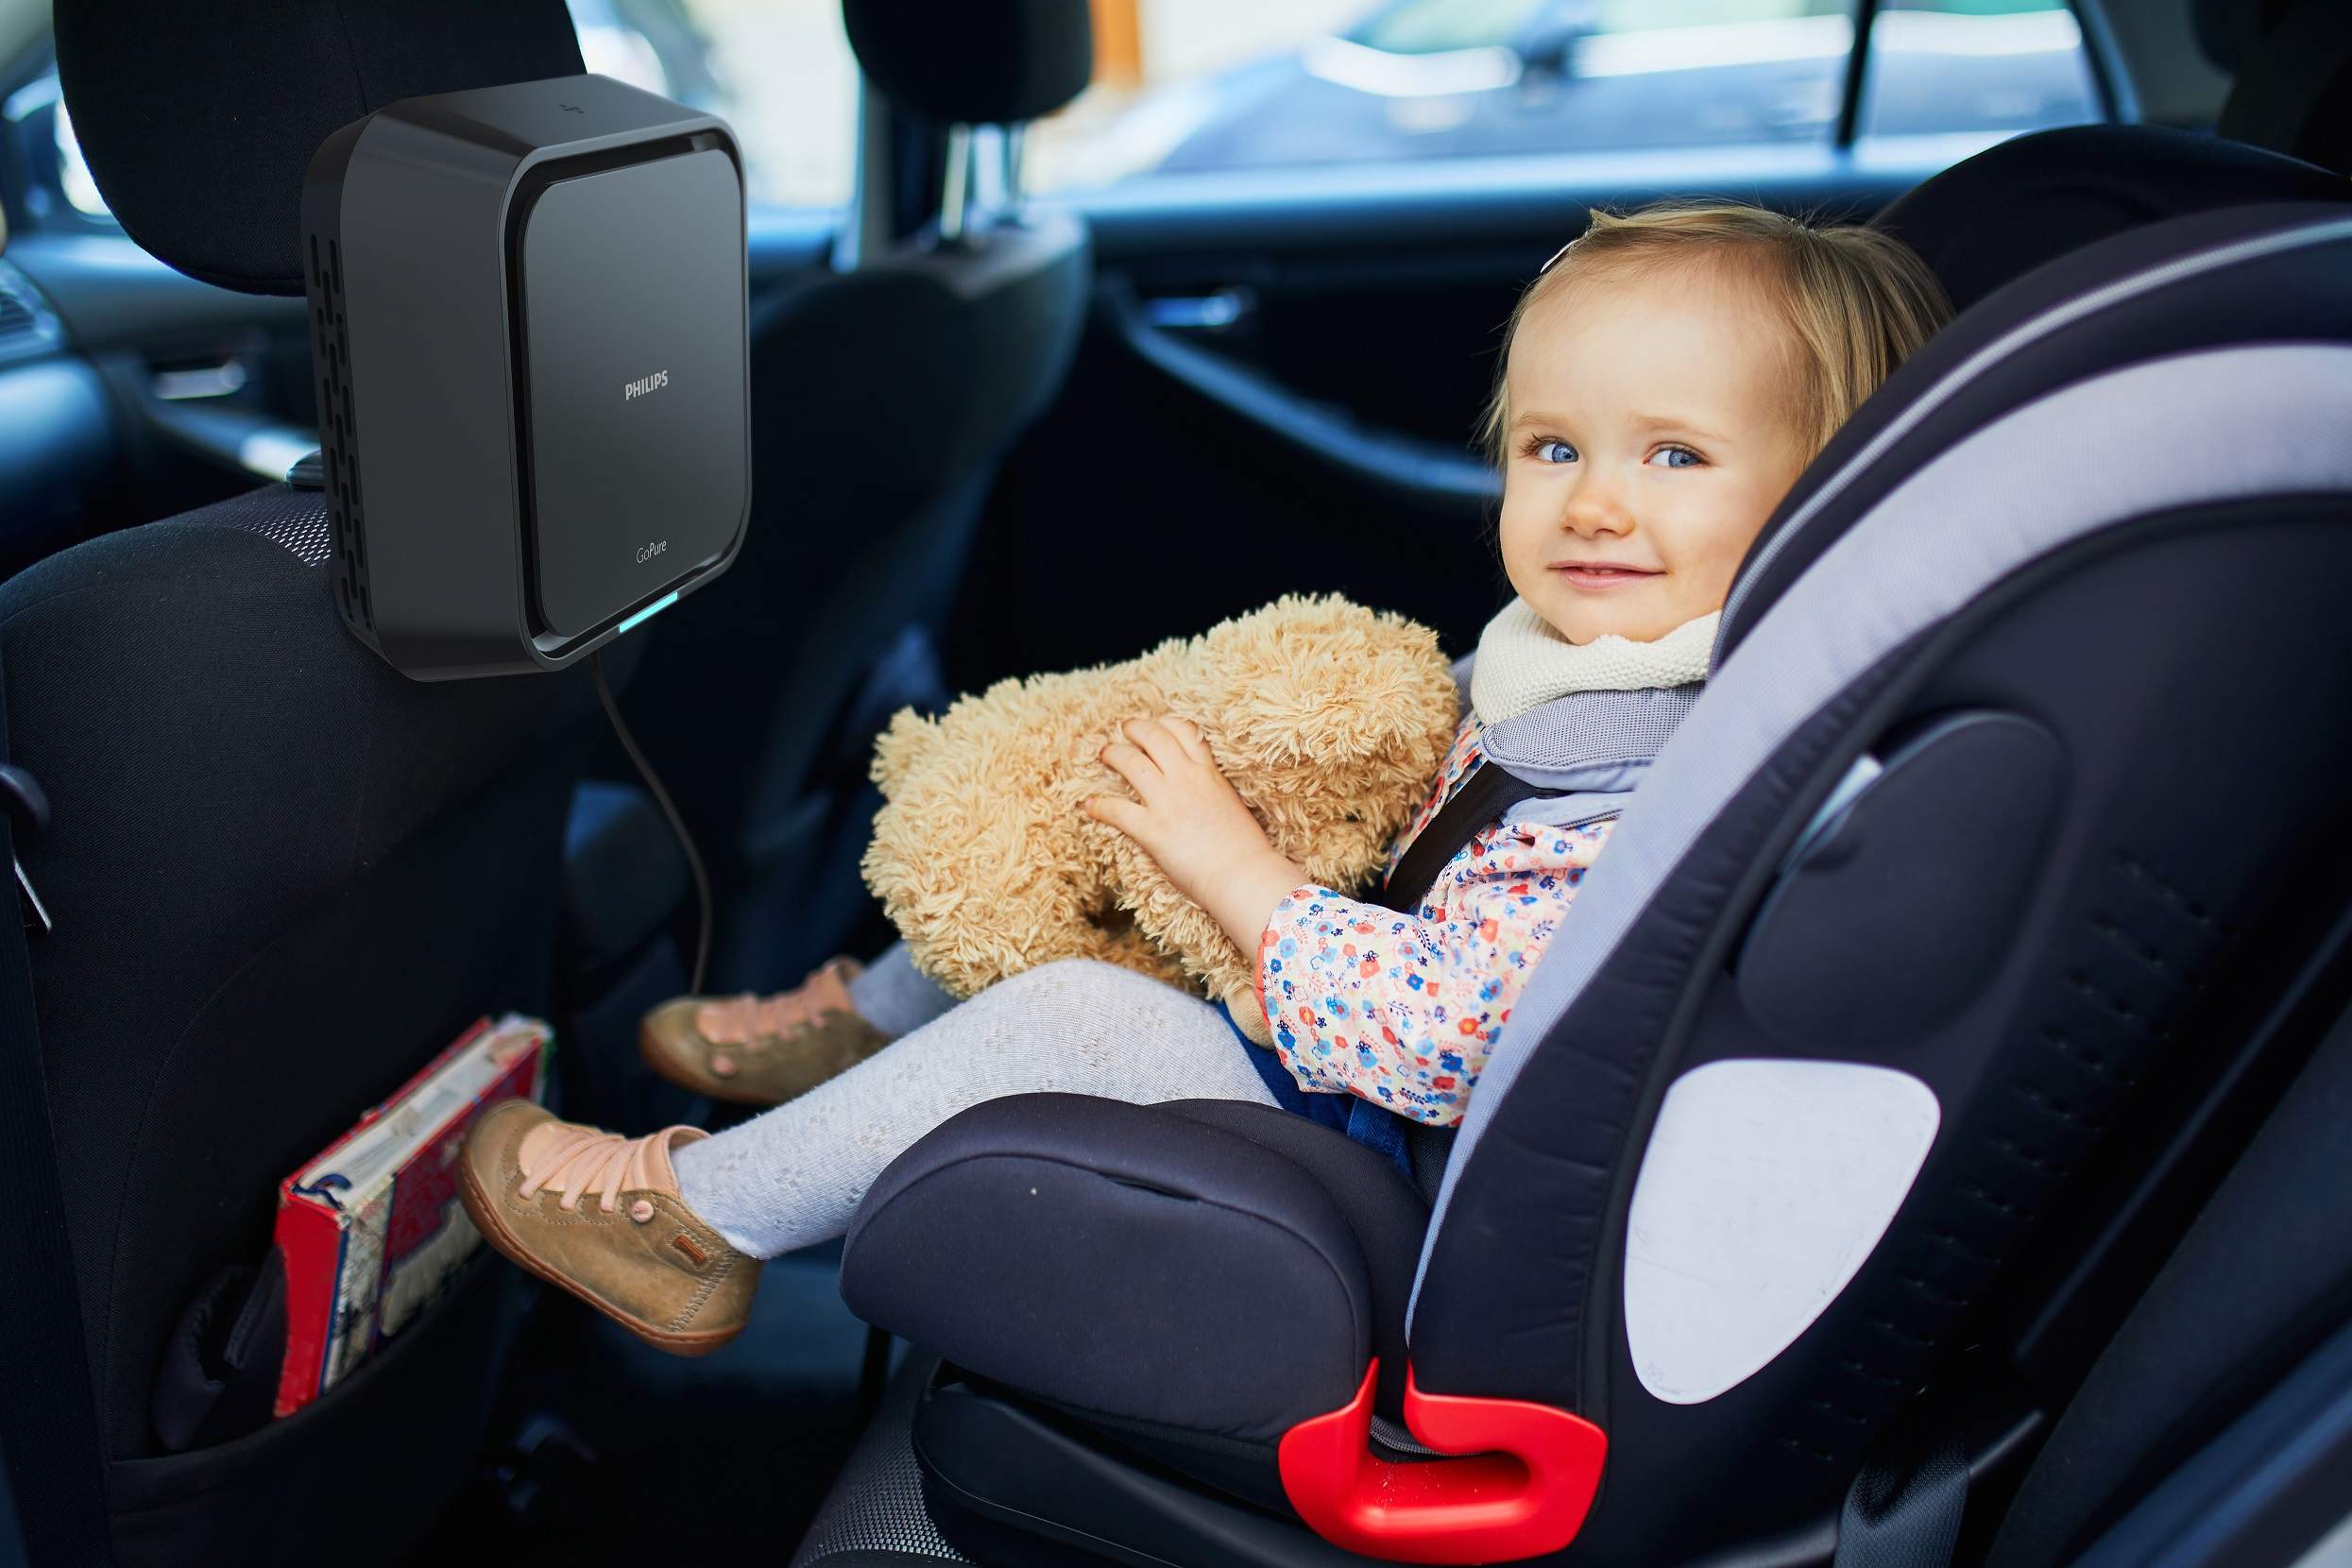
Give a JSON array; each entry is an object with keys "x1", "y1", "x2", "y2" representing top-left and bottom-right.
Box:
[{"x1": 309, "y1": 234, "x2": 372, "y2": 633}]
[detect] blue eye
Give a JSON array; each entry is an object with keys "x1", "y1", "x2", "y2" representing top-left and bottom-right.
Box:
[
  {"x1": 1648, "y1": 446, "x2": 1702, "y2": 469},
  {"x1": 1532, "y1": 439, "x2": 1577, "y2": 464}
]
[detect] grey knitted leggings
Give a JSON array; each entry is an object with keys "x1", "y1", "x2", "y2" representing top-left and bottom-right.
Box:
[{"x1": 670, "y1": 949, "x2": 1277, "y2": 1258}]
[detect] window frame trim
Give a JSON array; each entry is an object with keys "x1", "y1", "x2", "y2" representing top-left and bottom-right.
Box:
[
  {"x1": 1834, "y1": 0, "x2": 1885, "y2": 148},
  {"x1": 1838, "y1": 0, "x2": 2127, "y2": 151}
]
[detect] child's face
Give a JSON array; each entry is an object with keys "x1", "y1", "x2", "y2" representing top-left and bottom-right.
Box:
[{"x1": 1496, "y1": 262, "x2": 1810, "y2": 645}]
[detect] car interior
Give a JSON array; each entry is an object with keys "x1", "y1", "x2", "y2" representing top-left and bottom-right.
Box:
[{"x1": 3, "y1": 1, "x2": 2352, "y2": 1566}]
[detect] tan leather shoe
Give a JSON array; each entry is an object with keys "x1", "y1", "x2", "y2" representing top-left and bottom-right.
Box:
[
  {"x1": 457, "y1": 1099, "x2": 759, "y2": 1355},
  {"x1": 639, "y1": 958, "x2": 894, "y2": 1107}
]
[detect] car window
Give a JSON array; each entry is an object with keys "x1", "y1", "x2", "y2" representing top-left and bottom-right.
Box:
[
  {"x1": 3, "y1": 0, "x2": 859, "y2": 232},
  {"x1": 569, "y1": 0, "x2": 858, "y2": 210},
  {"x1": 0, "y1": 69, "x2": 106, "y2": 232},
  {"x1": 1028, "y1": 0, "x2": 2102, "y2": 192},
  {"x1": 1861, "y1": 0, "x2": 2101, "y2": 140}
]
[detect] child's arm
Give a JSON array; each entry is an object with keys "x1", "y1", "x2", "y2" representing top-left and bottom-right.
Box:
[{"x1": 1087, "y1": 715, "x2": 1611, "y2": 1125}]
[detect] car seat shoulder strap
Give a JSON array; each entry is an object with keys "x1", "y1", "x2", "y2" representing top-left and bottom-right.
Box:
[
  {"x1": 1375, "y1": 683, "x2": 1703, "y2": 913},
  {"x1": 1376, "y1": 762, "x2": 1558, "y2": 913}
]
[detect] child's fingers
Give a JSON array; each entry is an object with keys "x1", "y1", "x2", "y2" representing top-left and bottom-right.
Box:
[
  {"x1": 1099, "y1": 739, "x2": 1158, "y2": 793},
  {"x1": 1160, "y1": 715, "x2": 1213, "y2": 762},
  {"x1": 1123, "y1": 717, "x2": 1190, "y2": 771},
  {"x1": 1082, "y1": 794, "x2": 1147, "y2": 838}
]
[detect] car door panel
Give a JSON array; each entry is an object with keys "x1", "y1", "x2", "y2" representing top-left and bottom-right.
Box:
[
  {"x1": 955, "y1": 149, "x2": 1954, "y2": 686},
  {"x1": 3, "y1": 235, "x2": 316, "y2": 540},
  {"x1": 6, "y1": 233, "x2": 303, "y2": 349}
]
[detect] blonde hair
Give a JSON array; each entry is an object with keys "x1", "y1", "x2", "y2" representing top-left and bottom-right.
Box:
[{"x1": 1479, "y1": 202, "x2": 1953, "y2": 465}]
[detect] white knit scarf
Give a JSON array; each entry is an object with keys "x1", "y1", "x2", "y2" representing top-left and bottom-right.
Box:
[{"x1": 1468, "y1": 598, "x2": 1719, "y2": 724}]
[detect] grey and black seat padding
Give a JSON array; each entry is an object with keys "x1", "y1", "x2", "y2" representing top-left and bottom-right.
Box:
[{"x1": 798, "y1": 188, "x2": 2352, "y2": 1568}]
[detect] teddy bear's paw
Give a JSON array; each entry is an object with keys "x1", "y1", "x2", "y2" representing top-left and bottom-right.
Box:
[{"x1": 1224, "y1": 989, "x2": 1275, "y2": 1047}]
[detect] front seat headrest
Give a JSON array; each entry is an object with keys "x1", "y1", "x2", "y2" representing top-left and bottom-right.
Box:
[
  {"x1": 55, "y1": 0, "x2": 583, "y2": 297},
  {"x1": 1871, "y1": 123, "x2": 2349, "y2": 313},
  {"x1": 843, "y1": 0, "x2": 1092, "y2": 127}
]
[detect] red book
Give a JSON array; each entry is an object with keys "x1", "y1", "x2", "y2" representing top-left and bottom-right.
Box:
[{"x1": 272, "y1": 1014, "x2": 552, "y2": 1419}]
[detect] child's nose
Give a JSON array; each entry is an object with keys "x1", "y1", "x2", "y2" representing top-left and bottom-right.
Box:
[{"x1": 1560, "y1": 479, "x2": 1633, "y2": 537}]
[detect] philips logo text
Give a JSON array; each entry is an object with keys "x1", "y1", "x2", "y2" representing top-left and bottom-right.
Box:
[{"x1": 623, "y1": 370, "x2": 671, "y2": 401}]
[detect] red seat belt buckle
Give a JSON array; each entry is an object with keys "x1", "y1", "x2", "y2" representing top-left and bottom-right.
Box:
[{"x1": 1277, "y1": 1360, "x2": 1608, "y2": 1564}]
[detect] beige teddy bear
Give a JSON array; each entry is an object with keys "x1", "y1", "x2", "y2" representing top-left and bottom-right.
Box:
[{"x1": 861, "y1": 595, "x2": 1460, "y2": 1041}]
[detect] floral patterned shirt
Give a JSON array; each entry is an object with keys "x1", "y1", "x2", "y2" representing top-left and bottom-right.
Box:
[{"x1": 1254, "y1": 715, "x2": 1615, "y2": 1126}]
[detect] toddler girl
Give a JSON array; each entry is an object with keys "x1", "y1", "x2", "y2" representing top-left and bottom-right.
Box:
[{"x1": 459, "y1": 203, "x2": 1951, "y2": 1354}]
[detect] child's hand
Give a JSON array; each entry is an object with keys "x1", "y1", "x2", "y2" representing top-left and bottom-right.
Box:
[{"x1": 1085, "y1": 716, "x2": 1307, "y2": 956}]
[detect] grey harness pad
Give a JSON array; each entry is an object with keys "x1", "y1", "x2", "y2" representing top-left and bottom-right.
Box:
[{"x1": 1477, "y1": 684, "x2": 1704, "y2": 790}]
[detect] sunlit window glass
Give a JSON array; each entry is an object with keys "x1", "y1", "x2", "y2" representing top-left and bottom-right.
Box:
[
  {"x1": 1859, "y1": 0, "x2": 2099, "y2": 140},
  {"x1": 54, "y1": 99, "x2": 107, "y2": 217},
  {"x1": 1031, "y1": 1, "x2": 1864, "y2": 191},
  {"x1": 1030, "y1": 0, "x2": 2103, "y2": 193},
  {"x1": 570, "y1": 0, "x2": 859, "y2": 209}
]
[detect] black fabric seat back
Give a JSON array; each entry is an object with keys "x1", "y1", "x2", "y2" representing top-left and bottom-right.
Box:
[
  {"x1": 617, "y1": 0, "x2": 1093, "y2": 989},
  {"x1": 1, "y1": 495, "x2": 611, "y2": 1567},
  {"x1": 1404, "y1": 207, "x2": 2352, "y2": 1563},
  {"x1": 2201, "y1": 0, "x2": 2352, "y2": 176},
  {"x1": 13, "y1": 5, "x2": 615, "y2": 1563}
]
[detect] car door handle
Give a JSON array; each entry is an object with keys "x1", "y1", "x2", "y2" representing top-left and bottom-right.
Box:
[
  {"x1": 1139, "y1": 287, "x2": 1256, "y2": 332},
  {"x1": 1102, "y1": 277, "x2": 1496, "y2": 508},
  {"x1": 149, "y1": 356, "x2": 251, "y2": 401},
  {"x1": 145, "y1": 400, "x2": 315, "y2": 482}
]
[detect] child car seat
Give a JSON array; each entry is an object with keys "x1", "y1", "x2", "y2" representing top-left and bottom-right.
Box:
[
  {"x1": 0, "y1": 6, "x2": 606, "y2": 1567},
  {"x1": 791, "y1": 136, "x2": 2352, "y2": 1567},
  {"x1": 1866, "y1": 123, "x2": 2348, "y2": 313}
]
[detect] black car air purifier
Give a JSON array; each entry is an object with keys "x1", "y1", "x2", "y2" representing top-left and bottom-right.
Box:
[{"x1": 302, "y1": 73, "x2": 750, "y2": 680}]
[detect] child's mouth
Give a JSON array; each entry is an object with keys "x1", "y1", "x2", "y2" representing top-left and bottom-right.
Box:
[{"x1": 1551, "y1": 564, "x2": 1662, "y2": 592}]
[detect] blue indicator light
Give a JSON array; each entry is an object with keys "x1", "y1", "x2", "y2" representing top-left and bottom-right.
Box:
[{"x1": 617, "y1": 591, "x2": 679, "y2": 636}]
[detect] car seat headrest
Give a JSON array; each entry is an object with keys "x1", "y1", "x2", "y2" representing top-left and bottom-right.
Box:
[
  {"x1": 1720, "y1": 197, "x2": 2352, "y2": 668},
  {"x1": 1870, "y1": 124, "x2": 2348, "y2": 313},
  {"x1": 54, "y1": 0, "x2": 583, "y2": 297},
  {"x1": 842, "y1": 0, "x2": 1093, "y2": 127},
  {"x1": 2213, "y1": 0, "x2": 2352, "y2": 176}
]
